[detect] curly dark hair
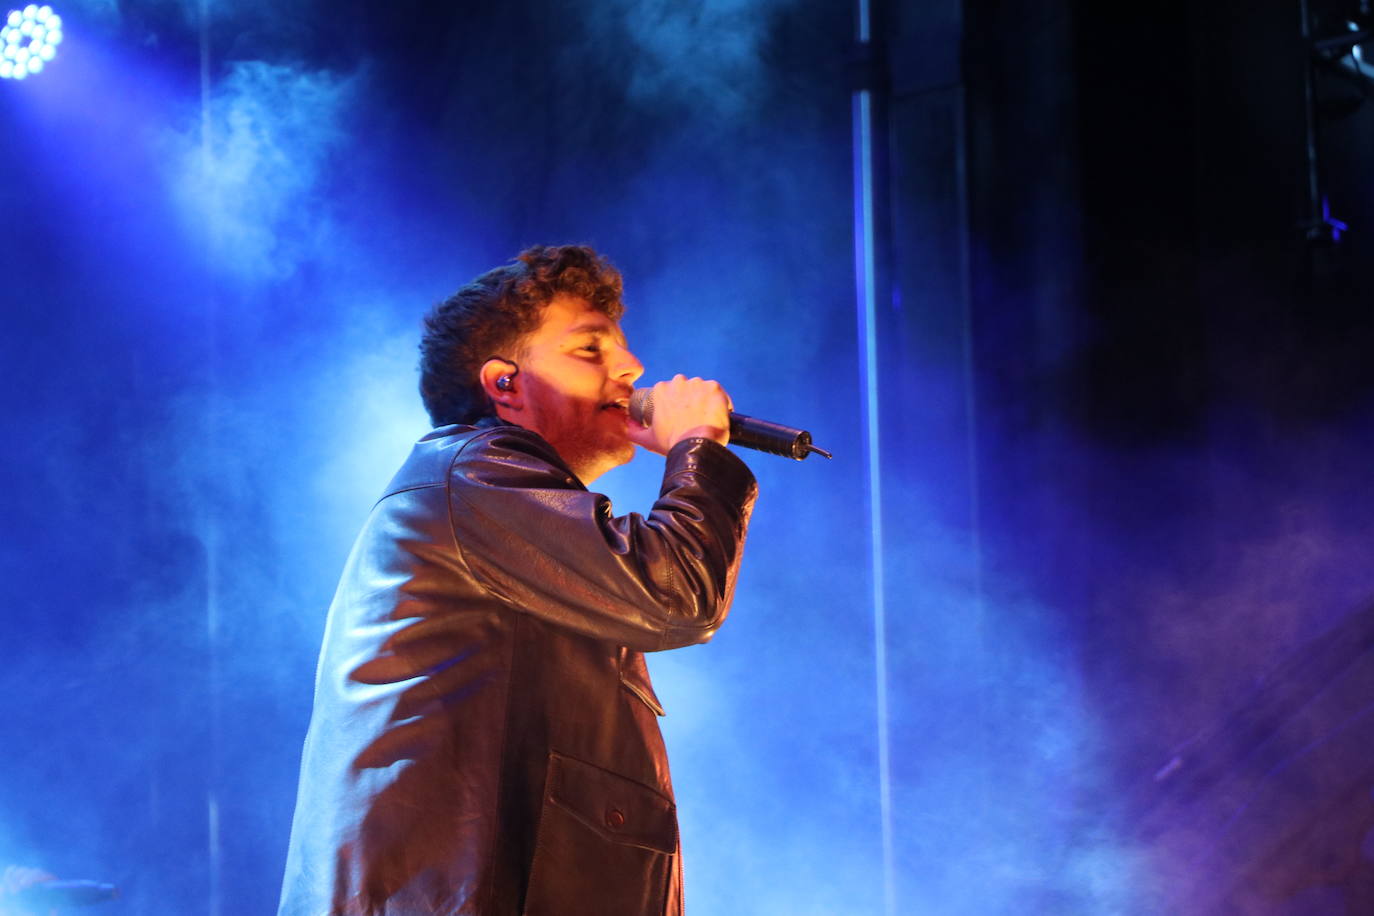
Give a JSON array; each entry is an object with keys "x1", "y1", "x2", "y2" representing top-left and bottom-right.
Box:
[{"x1": 419, "y1": 245, "x2": 626, "y2": 426}]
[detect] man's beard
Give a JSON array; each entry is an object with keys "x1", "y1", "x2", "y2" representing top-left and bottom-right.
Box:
[{"x1": 530, "y1": 399, "x2": 634, "y2": 483}]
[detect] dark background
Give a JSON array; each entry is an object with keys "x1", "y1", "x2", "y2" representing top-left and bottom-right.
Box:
[{"x1": 1, "y1": 0, "x2": 1372, "y2": 912}]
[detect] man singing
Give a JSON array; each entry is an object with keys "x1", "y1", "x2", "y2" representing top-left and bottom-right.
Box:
[{"x1": 278, "y1": 245, "x2": 757, "y2": 915}]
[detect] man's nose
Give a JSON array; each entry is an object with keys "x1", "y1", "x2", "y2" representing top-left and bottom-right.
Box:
[{"x1": 614, "y1": 347, "x2": 645, "y2": 385}]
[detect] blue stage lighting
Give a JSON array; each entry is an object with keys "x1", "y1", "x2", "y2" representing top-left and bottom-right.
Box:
[{"x1": 0, "y1": 5, "x2": 61, "y2": 80}]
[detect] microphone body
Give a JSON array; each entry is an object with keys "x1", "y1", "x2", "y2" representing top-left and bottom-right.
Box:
[{"x1": 628, "y1": 389, "x2": 831, "y2": 461}]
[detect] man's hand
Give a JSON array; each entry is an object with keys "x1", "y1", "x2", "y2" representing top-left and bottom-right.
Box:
[{"x1": 626, "y1": 375, "x2": 732, "y2": 455}]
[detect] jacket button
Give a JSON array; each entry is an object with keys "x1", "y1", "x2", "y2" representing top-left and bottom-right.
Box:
[{"x1": 605, "y1": 807, "x2": 626, "y2": 829}]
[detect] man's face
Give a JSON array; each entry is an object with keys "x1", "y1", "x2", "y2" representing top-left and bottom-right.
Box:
[{"x1": 505, "y1": 294, "x2": 645, "y2": 483}]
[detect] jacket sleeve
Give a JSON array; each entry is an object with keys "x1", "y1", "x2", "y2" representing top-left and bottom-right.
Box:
[{"x1": 446, "y1": 425, "x2": 758, "y2": 651}]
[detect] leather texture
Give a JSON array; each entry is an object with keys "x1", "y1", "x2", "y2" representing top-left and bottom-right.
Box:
[{"x1": 278, "y1": 420, "x2": 757, "y2": 915}]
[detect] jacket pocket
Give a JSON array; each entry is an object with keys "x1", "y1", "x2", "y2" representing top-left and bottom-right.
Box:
[{"x1": 522, "y1": 751, "x2": 677, "y2": 916}]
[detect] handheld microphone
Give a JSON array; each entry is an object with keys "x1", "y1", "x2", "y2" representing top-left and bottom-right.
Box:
[{"x1": 628, "y1": 389, "x2": 832, "y2": 461}]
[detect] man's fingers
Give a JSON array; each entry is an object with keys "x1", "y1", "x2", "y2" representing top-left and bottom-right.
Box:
[{"x1": 631, "y1": 376, "x2": 732, "y2": 451}]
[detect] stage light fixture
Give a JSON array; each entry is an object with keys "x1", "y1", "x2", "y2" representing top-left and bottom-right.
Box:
[{"x1": 0, "y1": 5, "x2": 62, "y2": 80}]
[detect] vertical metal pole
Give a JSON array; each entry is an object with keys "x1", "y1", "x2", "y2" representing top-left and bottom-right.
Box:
[
  {"x1": 1299, "y1": 0, "x2": 1325, "y2": 240},
  {"x1": 852, "y1": 2, "x2": 894, "y2": 912}
]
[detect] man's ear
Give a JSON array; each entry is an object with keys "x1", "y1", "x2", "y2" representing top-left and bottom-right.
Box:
[{"x1": 479, "y1": 358, "x2": 523, "y2": 415}]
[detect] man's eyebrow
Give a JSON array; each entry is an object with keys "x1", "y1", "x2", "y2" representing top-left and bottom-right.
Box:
[{"x1": 565, "y1": 322, "x2": 626, "y2": 345}]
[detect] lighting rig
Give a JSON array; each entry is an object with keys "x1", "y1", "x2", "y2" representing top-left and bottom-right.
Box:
[{"x1": 0, "y1": 4, "x2": 61, "y2": 80}]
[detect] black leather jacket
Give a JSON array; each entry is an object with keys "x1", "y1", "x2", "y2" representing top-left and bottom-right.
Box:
[{"x1": 278, "y1": 420, "x2": 757, "y2": 915}]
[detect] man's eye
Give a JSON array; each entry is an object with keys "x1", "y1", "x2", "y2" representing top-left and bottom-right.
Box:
[{"x1": 578, "y1": 343, "x2": 602, "y2": 354}]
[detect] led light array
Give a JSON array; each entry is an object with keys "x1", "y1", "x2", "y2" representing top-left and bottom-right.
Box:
[{"x1": 1, "y1": 5, "x2": 62, "y2": 80}]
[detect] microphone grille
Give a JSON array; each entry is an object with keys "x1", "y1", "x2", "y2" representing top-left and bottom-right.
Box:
[{"x1": 628, "y1": 388, "x2": 654, "y2": 426}]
